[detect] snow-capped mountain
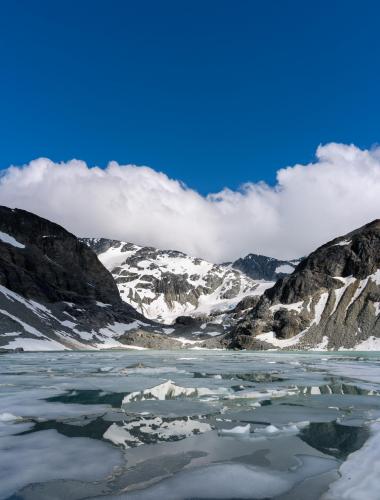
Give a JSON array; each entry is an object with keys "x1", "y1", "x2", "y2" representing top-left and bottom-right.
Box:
[
  {"x1": 231, "y1": 254, "x2": 301, "y2": 281},
  {"x1": 83, "y1": 238, "x2": 274, "y2": 324},
  {"x1": 0, "y1": 206, "x2": 159, "y2": 351},
  {"x1": 228, "y1": 220, "x2": 380, "y2": 351},
  {"x1": 2, "y1": 206, "x2": 380, "y2": 352}
]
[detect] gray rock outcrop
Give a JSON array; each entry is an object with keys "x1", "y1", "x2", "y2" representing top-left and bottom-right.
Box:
[{"x1": 228, "y1": 220, "x2": 380, "y2": 350}]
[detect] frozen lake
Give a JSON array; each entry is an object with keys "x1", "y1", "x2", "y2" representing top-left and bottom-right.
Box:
[{"x1": 1, "y1": 350, "x2": 380, "y2": 499}]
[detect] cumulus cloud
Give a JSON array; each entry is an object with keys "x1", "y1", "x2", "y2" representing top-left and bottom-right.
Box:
[{"x1": 0, "y1": 143, "x2": 380, "y2": 262}]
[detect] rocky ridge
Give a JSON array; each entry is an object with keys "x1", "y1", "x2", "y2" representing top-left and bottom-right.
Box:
[
  {"x1": 231, "y1": 254, "x2": 301, "y2": 281},
  {"x1": 228, "y1": 220, "x2": 380, "y2": 350},
  {"x1": 0, "y1": 206, "x2": 161, "y2": 351}
]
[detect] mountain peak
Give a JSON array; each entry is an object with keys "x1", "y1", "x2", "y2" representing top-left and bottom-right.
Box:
[
  {"x1": 83, "y1": 238, "x2": 274, "y2": 324},
  {"x1": 229, "y1": 219, "x2": 380, "y2": 351}
]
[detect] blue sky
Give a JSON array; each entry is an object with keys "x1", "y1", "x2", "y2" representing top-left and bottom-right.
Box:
[{"x1": 1, "y1": 0, "x2": 380, "y2": 194}]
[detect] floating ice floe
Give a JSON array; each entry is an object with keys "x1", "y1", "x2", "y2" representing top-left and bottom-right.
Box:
[
  {"x1": 104, "y1": 416, "x2": 212, "y2": 448},
  {"x1": 225, "y1": 387, "x2": 298, "y2": 401},
  {"x1": 122, "y1": 380, "x2": 218, "y2": 404},
  {"x1": 218, "y1": 424, "x2": 250, "y2": 435},
  {"x1": 0, "y1": 413, "x2": 19, "y2": 422},
  {"x1": 0, "y1": 430, "x2": 123, "y2": 499},
  {"x1": 115, "y1": 455, "x2": 338, "y2": 500}
]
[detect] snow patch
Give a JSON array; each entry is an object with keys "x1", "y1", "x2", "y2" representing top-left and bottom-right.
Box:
[
  {"x1": 332, "y1": 239, "x2": 351, "y2": 247},
  {"x1": 2, "y1": 336, "x2": 67, "y2": 351},
  {"x1": 330, "y1": 276, "x2": 356, "y2": 316},
  {"x1": 314, "y1": 336, "x2": 329, "y2": 351},
  {"x1": 219, "y1": 424, "x2": 250, "y2": 435},
  {"x1": 275, "y1": 264, "x2": 294, "y2": 274},
  {"x1": 353, "y1": 336, "x2": 380, "y2": 351},
  {"x1": 0, "y1": 230, "x2": 25, "y2": 249},
  {"x1": 311, "y1": 292, "x2": 329, "y2": 326},
  {"x1": 270, "y1": 301, "x2": 304, "y2": 313},
  {"x1": 256, "y1": 330, "x2": 307, "y2": 348}
]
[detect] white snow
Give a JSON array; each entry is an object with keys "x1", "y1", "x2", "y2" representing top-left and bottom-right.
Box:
[
  {"x1": 270, "y1": 301, "x2": 304, "y2": 313},
  {"x1": 345, "y1": 277, "x2": 369, "y2": 311},
  {"x1": 369, "y1": 269, "x2": 380, "y2": 285},
  {"x1": 61, "y1": 320, "x2": 76, "y2": 328},
  {"x1": 98, "y1": 320, "x2": 144, "y2": 336},
  {"x1": 103, "y1": 423, "x2": 141, "y2": 448},
  {"x1": 1, "y1": 331, "x2": 21, "y2": 337},
  {"x1": 330, "y1": 276, "x2": 356, "y2": 316},
  {"x1": 2, "y1": 336, "x2": 67, "y2": 351},
  {"x1": 0, "y1": 230, "x2": 25, "y2": 249},
  {"x1": 0, "y1": 308, "x2": 42, "y2": 338},
  {"x1": 353, "y1": 336, "x2": 380, "y2": 351},
  {"x1": 219, "y1": 424, "x2": 251, "y2": 435},
  {"x1": 323, "y1": 421, "x2": 380, "y2": 500},
  {"x1": 275, "y1": 264, "x2": 295, "y2": 274},
  {"x1": 311, "y1": 292, "x2": 329, "y2": 326},
  {"x1": 163, "y1": 327, "x2": 175, "y2": 334},
  {"x1": 104, "y1": 417, "x2": 212, "y2": 448},
  {"x1": 95, "y1": 240, "x2": 272, "y2": 323},
  {"x1": 332, "y1": 239, "x2": 351, "y2": 247},
  {"x1": 0, "y1": 413, "x2": 19, "y2": 422},
  {"x1": 0, "y1": 283, "x2": 151, "y2": 350},
  {"x1": 344, "y1": 269, "x2": 380, "y2": 314},
  {"x1": 314, "y1": 336, "x2": 329, "y2": 351},
  {"x1": 256, "y1": 330, "x2": 308, "y2": 348},
  {"x1": 0, "y1": 285, "x2": 53, "y2": 320},
  {"x1": 171, "y1": 337, "x2": 204, "y2": 346}
]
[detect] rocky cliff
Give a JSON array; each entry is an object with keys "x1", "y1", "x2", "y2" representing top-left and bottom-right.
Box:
[
  {"x1": 228, "y1": 220, "x2": 380, "y2": 350},
  {"x1": 0, "y1": 207, "x2": 157, "y2": 350},
  {"x1": 231, "y1": 254, "x2": 301, "y2": 281}
]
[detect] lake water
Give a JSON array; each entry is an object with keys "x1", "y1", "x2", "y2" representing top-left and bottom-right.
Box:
[{"x1": 1, "y1": 350, "x2": 380, "y2": 499}]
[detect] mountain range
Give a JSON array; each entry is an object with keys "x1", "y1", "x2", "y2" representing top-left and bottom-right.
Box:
[
  {"x1": 0, "y1": 207, "x2": 156, "y2": 351},
  {"x1": 0, "y1": 205, "x2": 379, "y2": 351},
  {"x1": 82, "y1": 238, "x2": 275, "y2": 323}
]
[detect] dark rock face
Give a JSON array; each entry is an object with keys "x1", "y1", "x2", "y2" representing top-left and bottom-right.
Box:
[
  {"x1": 231, "y1": 254, "x2": 300, "y2": 281},
  {"x1": 0, "y1": 207, "x2": 121, "y2": 306},
  {"x1": 0, "y1": 206, "x2": 155, "y2": 350},
  {"x1": 174, "y1": 315, "x2": 202, "y2": 326},
  {"x1": 232, "y1": 295, "x2": 261, "y2": 313},
  {"x1": 229, "y1": 220, "x2": 380, "y2": 350}
]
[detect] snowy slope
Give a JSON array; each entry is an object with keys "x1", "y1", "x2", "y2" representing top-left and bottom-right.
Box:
[
  {"x1": 83, "y1": 239, "x2": 274, "y2": 324},
  {"x1": 0, "y1": 206, "x2": 160, "y2": 352},
  {"x1": 0, "y1": 283, "x2": 152, "y2": 351}
]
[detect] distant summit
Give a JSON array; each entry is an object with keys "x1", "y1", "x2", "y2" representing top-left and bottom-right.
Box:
[{"x1": 231, "y1": 253, "x2": 301, "y2": 281}]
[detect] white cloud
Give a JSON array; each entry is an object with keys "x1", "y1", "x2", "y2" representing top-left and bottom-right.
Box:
[{"x1": 0, "y1": 143, "x2": 380, "y2": 262}]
